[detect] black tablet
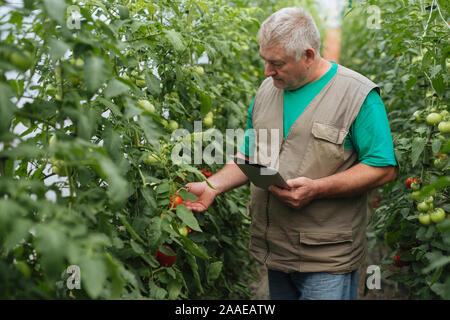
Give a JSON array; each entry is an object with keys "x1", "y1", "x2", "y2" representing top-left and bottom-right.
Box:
[{"x1": 232, "y1": 156, "x2": 289, "y2": 190}]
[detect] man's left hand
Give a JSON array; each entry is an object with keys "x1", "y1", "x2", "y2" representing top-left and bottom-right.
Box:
[{"x1": 268, "y1": 177, "x2": 318, "y2": 210}]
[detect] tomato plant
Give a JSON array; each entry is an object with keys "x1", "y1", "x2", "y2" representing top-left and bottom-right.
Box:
[
  {"x1": 341, "y1": 0, "x2": 449, "y2": 299},
  {"x1": 0, "y1": 0, "x2": 290, "y2": 299}
]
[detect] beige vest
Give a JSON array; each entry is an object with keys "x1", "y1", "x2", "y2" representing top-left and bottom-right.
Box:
[{"x1": 249, "y1": 64, "x2": 379, "y2": 274}]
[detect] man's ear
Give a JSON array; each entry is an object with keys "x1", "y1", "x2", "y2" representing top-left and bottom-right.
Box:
[{"x1": 303, "y1": 48, "x2": 316, "y2": 66}]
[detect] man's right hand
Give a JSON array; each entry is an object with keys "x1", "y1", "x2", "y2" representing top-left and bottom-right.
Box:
[
  {"x1": 183, "y1": 153, "x2": 250, "y2": 213},
  {"x1": 183, "y1": 181, "x2": 218, "y2": 213}
]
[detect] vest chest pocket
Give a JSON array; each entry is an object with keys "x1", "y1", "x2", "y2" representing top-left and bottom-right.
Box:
[{"x1": 300, "y1": 122, "x2": 347, "y2": 178}]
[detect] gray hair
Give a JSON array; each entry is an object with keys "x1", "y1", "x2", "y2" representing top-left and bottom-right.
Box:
[{"x1": 258, "y1": 7, "x2": 321, "y2": 61}]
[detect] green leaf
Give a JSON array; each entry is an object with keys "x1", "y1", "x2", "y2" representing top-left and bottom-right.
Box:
[
  {"x1": 105, "y1": 79, "x2": 130, "y2": 99},
  {"x1": 138, "y1": 116, "x2": 164, "y2": 146},
  {"x1": 431, "y1": 138, "x2": 442, "y2": 154},
  {"x1": 167, "y1": 279, "x2": 182, "y2": 300},
  {"x1": 123, "y1": 100, "x2": 142, "y2": 119},
  {"x1": 164, "y1": 29, "x2": 184, "y2": 52},
  {"x1": 49, "y1": 38, "x2": 70, "y2": 60},
  {"x1": 185, "y1": 253, "x2": 204, "y2": 294},
  {"x1": 145, "y1": 71, "x2": 161, "y2": 97},
  {"x1": 4, "y1": 218, "x2": 32, "y2": 251},
  {"x1": 437, "y1": 219, "x2": 450, "y2": 233},
  {"x1": 181, "y1": 237, "x2": 209, "y2": 259},
  {"x1": 34, "y1": 224, "x2": 67, "y2": 279},
  {"x1": 411, "y1": 137, "x2": 426, "y2": 167},
  {"x1": 102, "y1": 126, "x2": 122, "y2": 162},
  {"x1": 79, "y1": 256, "x2": 108, "y2": 299},
  {"x1": 149, "y1": 280, "x2": 167, "y2": 299},
  {"x1": 147, "y1": 217, "x2": 162, "y2": 247},
  {"x1": 141, "y1": 188, "x2": 157, "y2": 210},
  {"x1": 440, "y1": 139, "x2": 450, "y2": 154},
  {"x1": 97, "y1": 97, "x2": 122, "y2": 117},
  {"x1": 178, "y1": 189, "x2": 198, "y2": 201},
  {"x1": 423, "y1": 252, "x2": 450, "y2": 274},
  {"x1": 432, "y1": 74, "x2": 444, "y2": 96},
  {"x1": 104, "y1": 253, "x2": 126, "y2": 299},
  {"x1": 97, "y1": 157, "x2": 129, "y2": 205},
  {"x1": 118, "y1": 215, "x2": 146, "y2": 245},
  {"x1": 420, "y1": 176, "x2": 450, "y2": 196},
  {"x1": 84, "y1": 56, "x2": 107, "y2": 93},
  {"x1": 130, "y1": 239, "x2": 145, "y2": 255},
  {"x1": 200, "y1": 92, "x2": 212, "y2": 115},
  {"x1": 0, "y1": 83, "x2": 15, "y2": 135},
  {"x1": 176, "y1": 205, "x2": 202, "y2": 232},
  {"x1": 118, "y1": 5, "x2": 129, "y2": 20},
  {"x1": 207, "y1": 261, "x2": 223, "y2": 283},
  {"x1": 156, "y1": 181, "x2": 170, "y2": 194},
  {"x1": 43, "y1": 0, "x2": 66, "y2": 24}
]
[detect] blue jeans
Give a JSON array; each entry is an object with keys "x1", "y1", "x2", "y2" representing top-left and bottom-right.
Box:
[{"x1": 268, "y1": 269, "x2": 359, "y2": 300}]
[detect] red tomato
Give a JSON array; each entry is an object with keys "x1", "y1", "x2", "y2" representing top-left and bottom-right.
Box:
[
  {"x1": 201, "y1": 168, "x2": 213, "y2": 178},
  {"x1": 394, "y1": 253, "x2": 411, "y2": 267},
  {"x1": 406, "y1": 177, "x2": 419, "y2": 188},
  {"x1": 406, "y1": 177, "x2": 413, "y2": 188},
  {"x1": 156, "y1": 245, "x2": 176, "y2": 267},
  {"x1": 169, "y1": 195, "x2": 183, "y2": 209}
]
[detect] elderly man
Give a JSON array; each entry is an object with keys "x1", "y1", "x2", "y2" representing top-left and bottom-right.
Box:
[{"x1": 184, "y1": 7, "x2": 397, "y2": 300}]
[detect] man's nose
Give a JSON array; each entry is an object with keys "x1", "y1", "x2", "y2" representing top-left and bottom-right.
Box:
[{"x1": 264, "y1": 62, "x2": 276, "y2": 77}]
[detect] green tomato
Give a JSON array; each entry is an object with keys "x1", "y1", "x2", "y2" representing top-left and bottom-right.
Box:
[
  {"x1": 143, "y1": 154, "x2": 159, "y2": 164},
  {"x1": 425, "y1": 195, "x2": 434, "y2": 204},
  {"x1": 205, "y1": 111, "x2": 213, "y2": 118},
  {"x1": 135, "y1": 79, "x2": 147, "y2": 88},
  {"x1": 9, "y1": 51, "x2": 32, "y2": 70},
  {"x1": 168, "y1": 120, "x2": 179, "y2": 131},
  {"x1": 137, "y1": 99, "x2": 155, "y2": 113},
  {"x1": 436, "y1": 134, "x2": 447, "y2": 142},
  {"x1": 438, "y1": 121, "x2": 450, "y2": 133},
  {"x1": 49, "y1": 135, "x2": 57, "y2": 147},
  {"x1": 418, "y1": 213, "x2": 431, "y2": 226},
  {"x1": 411, "y1": 191, "x2": 423, "y2": 201},
  {"x1": 178, "y1": 226, "x2": 188, "y2": 237},
  {"x1": 413, "y1": 110, "x2": 422, "y2": 123},
  {"x1": 46, "y1": 83, "x2": 56, "y2": 92},
  {"x1": 15, "y1": 261, "x2": 31, "y2": 278},
  {"x1": 203, "y1": 115, "x2": 213, "y2": 127},
  {"x1": 430, "y1": 208, "x2": 446, "y2": 224},
  {"x1": 410, "y1": 182, "x2": 420, "y2": 191},
  {"x1": 440, "y1": 110, "x2": 449, "y2": 120},
  {"x1": 193, "y1": 66, "x2": 204, "y2": 76},
  {"x1": 434, "y1": 158, "x2": 446, "y2": 169},
  {"x1": 417, "y1": 201, "x2": 429, "y2": 212},
  {"x1": 426, "y1": 113, "x2": 442, "y2": 126},
  {"x1": 69, "y1": 58, "x2": 84, "y2": 67}
]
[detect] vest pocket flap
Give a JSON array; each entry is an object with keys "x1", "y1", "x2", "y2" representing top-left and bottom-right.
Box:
[
  {"x1": 311, "y1": 122, "x2": 347, "y2": 144},
  {"x1": 299, "y1": 231, "x2": 353, "y2": 245}
]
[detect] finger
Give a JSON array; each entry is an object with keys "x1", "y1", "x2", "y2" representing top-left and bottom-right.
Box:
[
  {"x1": 269, "y1": 185, "x2": 290, "y2": 198},
  {"x1": 286, "y1": 177, "x2": 305, "y2": 188},
  {"x1": 183, "y1": 201, "x2": 206, "y2": 212}
]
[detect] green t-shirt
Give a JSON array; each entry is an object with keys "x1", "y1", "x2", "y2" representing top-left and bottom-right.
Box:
[{"x1": 239, "y1": 62, "x2": 397, "y2": 167}]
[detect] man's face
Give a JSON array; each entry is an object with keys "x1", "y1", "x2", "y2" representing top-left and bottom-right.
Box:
[{"x1": 260, "y1": 45, "x2": 311, "y2": 91}]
